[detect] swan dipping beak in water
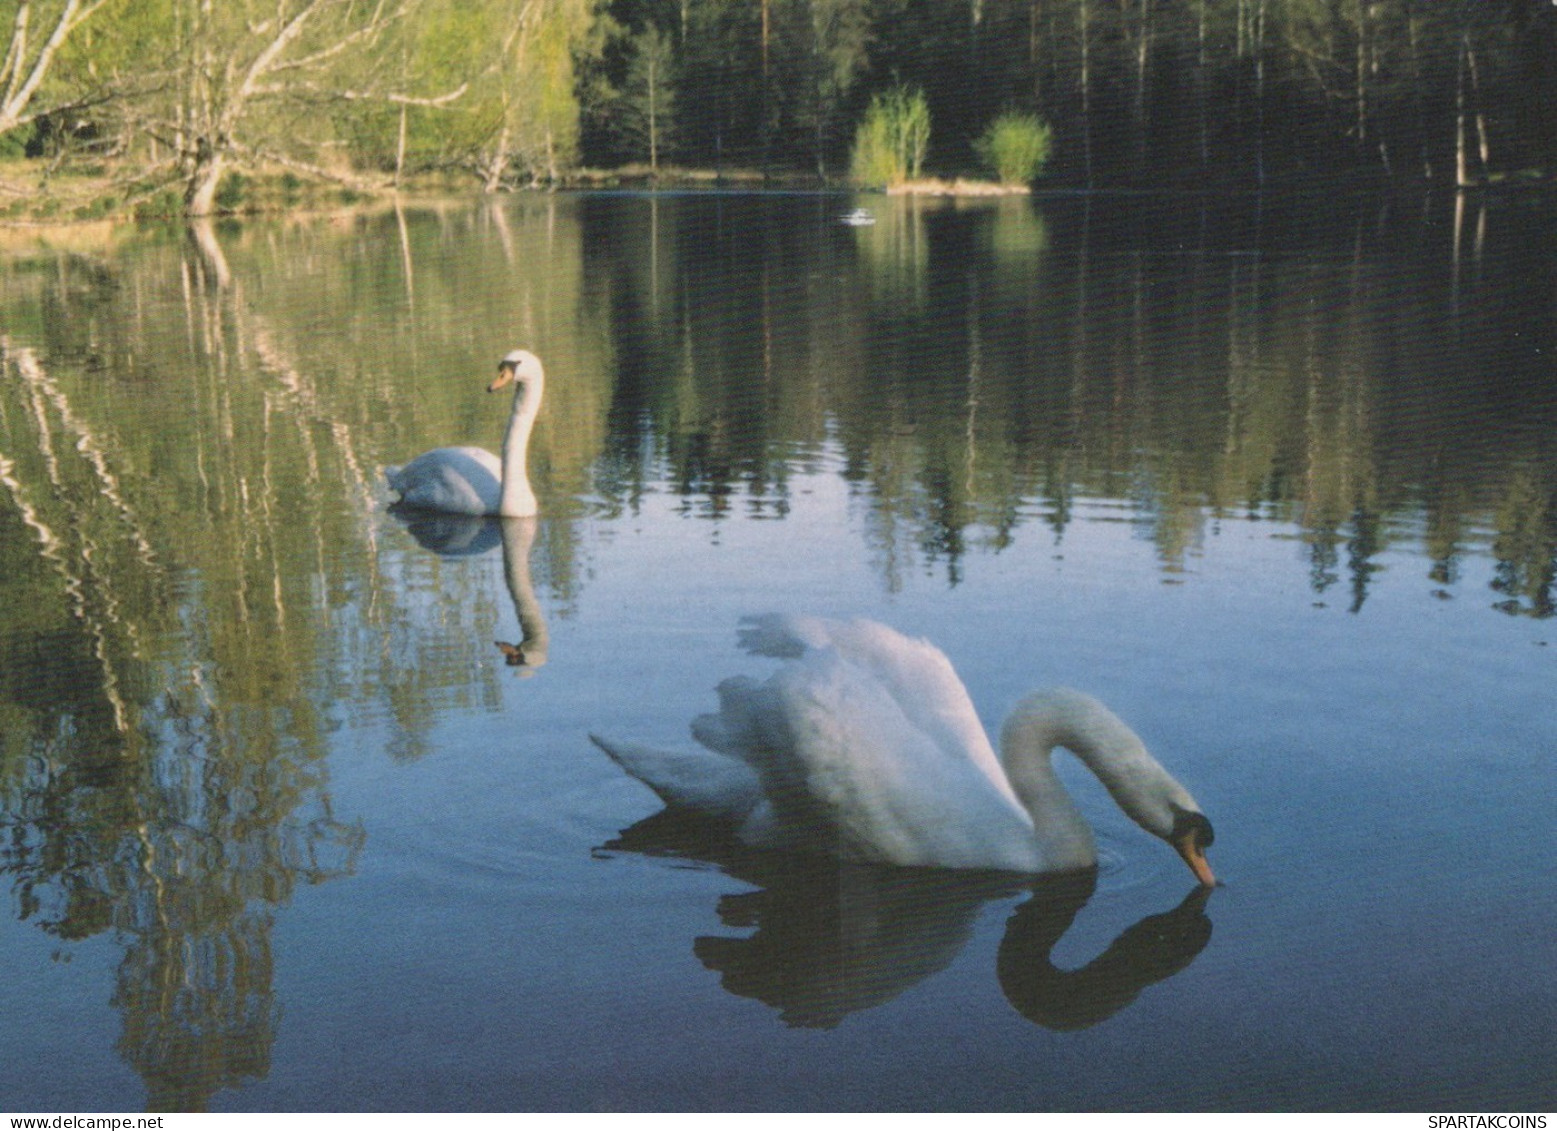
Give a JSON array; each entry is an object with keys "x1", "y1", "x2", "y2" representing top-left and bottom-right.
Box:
[
  {"x1": 592, "y1": 615, "x2": 1216, "y2": 885},
  {"x1": 385, "y1": 349, "x2": 545, "y2": 517}
]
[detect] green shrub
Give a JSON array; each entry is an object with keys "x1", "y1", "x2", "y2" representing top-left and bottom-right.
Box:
[
  {"x1": 215, "y1": 171, "x2": 247, "y2": 210},
  {"x1": 133, "y1": 189, "x2": 183, "y2": 221},
  {"x1": 850, "y1": 86, "x2": 931, "y2": 188},
  {"x1": 73, "y1": 195, "x2": 118, "y2": 220},
  {"x1": 975, "y1": 112, "x2": 1052, "y2": 186}
]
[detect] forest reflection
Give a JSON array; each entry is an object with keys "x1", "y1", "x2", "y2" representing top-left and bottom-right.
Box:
[
  {"x1": 583, "y1": 191, "x2": 1557, "y2": 603},
  {"x1": 1, "y1": 190, "x2": 1554, "y2": 1107}
]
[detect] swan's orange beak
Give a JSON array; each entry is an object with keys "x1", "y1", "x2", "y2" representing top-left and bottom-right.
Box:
[
  {"x1": 1172, "y1": 830, "x2": 1216, "y2": 887},
  {"x1": 488, "y1": 362, "x2": 516, "y2": 393}
]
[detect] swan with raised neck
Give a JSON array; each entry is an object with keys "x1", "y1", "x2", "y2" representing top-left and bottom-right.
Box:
[{"x1": 385, "y1": 349, "x2": 544, "y2": 518}]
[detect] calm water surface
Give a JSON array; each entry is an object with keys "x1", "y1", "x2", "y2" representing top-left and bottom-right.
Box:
[{"x1": 0, "y1": 193, "x2": 1553, "y2": 1112}]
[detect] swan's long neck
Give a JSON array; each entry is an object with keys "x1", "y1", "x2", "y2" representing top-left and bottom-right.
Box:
[
  {"x1": 499, "y1": 372, "x2": 542, "y2": 517},
  {"x1": 999, "y1": 689, "x2": 1194, "y2": 871}
]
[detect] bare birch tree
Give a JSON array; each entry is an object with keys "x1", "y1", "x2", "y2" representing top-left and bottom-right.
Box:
[
  {"x1": 0, "y1": 0, "x2": 111, "y2": 136},
  {"x1": 162, "y1": 0, "x2": 464, "y2": 214}
]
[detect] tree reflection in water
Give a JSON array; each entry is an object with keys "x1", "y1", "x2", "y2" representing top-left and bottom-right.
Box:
[
  {"x1": 2, "y1": 192, "x2": 1554, "y2": 1108},
  {"x1": 3, "y1": 683, "x2": 365, "y2": 1111},
  {"x1": 0, "y1": 238, "x2": 377, "y2": 1111},
  {"x1": 108, "y1": 783, "x2": 363, "y2": 1111},
  {"x1": 2, "y1": 209, "x2": 589, "y2": 1109},
  {"x1": 601, "y1": 809, "x2": 1213, "y2": 1031}
]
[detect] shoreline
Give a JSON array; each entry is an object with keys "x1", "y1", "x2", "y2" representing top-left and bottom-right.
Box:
[
  {"x1": 0, "y1": 159, "x2": 1549, "y2": 245},
  {"x1": 0, "y1": 159, "x2": 1036, "y2": 228}
]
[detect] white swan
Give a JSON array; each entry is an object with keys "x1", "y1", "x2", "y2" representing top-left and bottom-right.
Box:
[
  {"x1": 385, "y1": 349, "x2": 544, "y2": 517},
  {"x1": 591, "y1": 615, "x2": 1215, "y2": 884}
]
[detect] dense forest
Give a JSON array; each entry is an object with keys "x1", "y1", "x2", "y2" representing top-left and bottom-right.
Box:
[{"x1": 1, "y1": 0, "x2": 1556, "y2": 212}]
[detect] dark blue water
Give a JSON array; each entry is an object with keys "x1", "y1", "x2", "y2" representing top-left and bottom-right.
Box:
[{"x1": 0, "y1": 193, "x2": 1553, "y2": 1111}]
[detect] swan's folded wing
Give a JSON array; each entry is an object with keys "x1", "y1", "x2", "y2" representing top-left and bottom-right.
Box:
[
  {"x1": 738, "y1": 615, "x2": 1005, "y2": 785},
  {"x1": 388, "y1": 446, "x2": 502, "y2": 515},
  {"x1": 738, "y1": 651, "x2": 1039, "y2": 871}
]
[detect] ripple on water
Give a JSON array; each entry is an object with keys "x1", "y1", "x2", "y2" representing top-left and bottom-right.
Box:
[
  {"x1": 387, "y1": 781, "x2": 628, "y2": 892},
  {"x1": 1090, "y1": 829, "x2": 1181, "y2": 894}
]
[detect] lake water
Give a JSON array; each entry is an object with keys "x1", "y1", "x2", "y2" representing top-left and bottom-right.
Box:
[{"x1": 0, "y1": 191, "x2": 1553, "y2": 1113}]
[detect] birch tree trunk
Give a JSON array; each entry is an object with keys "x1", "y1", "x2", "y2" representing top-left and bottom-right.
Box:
[{"x1": 184, "y1": 140, "x2": 225, "y2": 215}]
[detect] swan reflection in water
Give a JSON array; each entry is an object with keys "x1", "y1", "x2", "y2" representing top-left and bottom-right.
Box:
[
  {"x1": 600, "y1": 809, "x2": 1214, "y2": 1030},
  {"x1": 390, "y1": 511, "x2": 550, "y2": 674}
]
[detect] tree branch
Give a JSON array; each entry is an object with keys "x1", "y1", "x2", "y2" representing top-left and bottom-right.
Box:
[
  {"x1": 246, "y1": 80, "x2": 469, "y2": 108},
  {"x1": 263, "y1": 12, "x2": 404, "y2": 77},
  {"x1": 228, "y1": 136, "x2": 385, "y2": 191},
  {"x1": 236, "y1": 0, "x2": 328, "y2": 104},
  {"x1": 1, "y1": 0, "x2": 112, "y2": 131},
  {"x1": 2, "y1": 82, "x2": 131, "y2": 133},
  {"x1": 0, "y1": 1, "x2": 30, "y2": 106}
]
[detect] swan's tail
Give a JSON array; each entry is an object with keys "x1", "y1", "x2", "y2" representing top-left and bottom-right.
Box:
[{"x1": 590, "y1": 734, "x2": 761, "y2": 822}]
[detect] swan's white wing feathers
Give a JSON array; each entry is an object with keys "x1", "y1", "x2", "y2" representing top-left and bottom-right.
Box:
[
  {"x1": 730, "y1": 649, "x2": 1040, "y2": 870},
  {"x1": 737, "y1": 615, "x2": 1009, "y2": 794},
  {"x1": 595, "y1": 616, "x2": 1208, "y2": 878},
  {"x1": 589, "y1": 734, "x2": 761, "y2": 822},
  {"x1": 386, "y1": 446, "x2": 501, "y2": 515}
]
